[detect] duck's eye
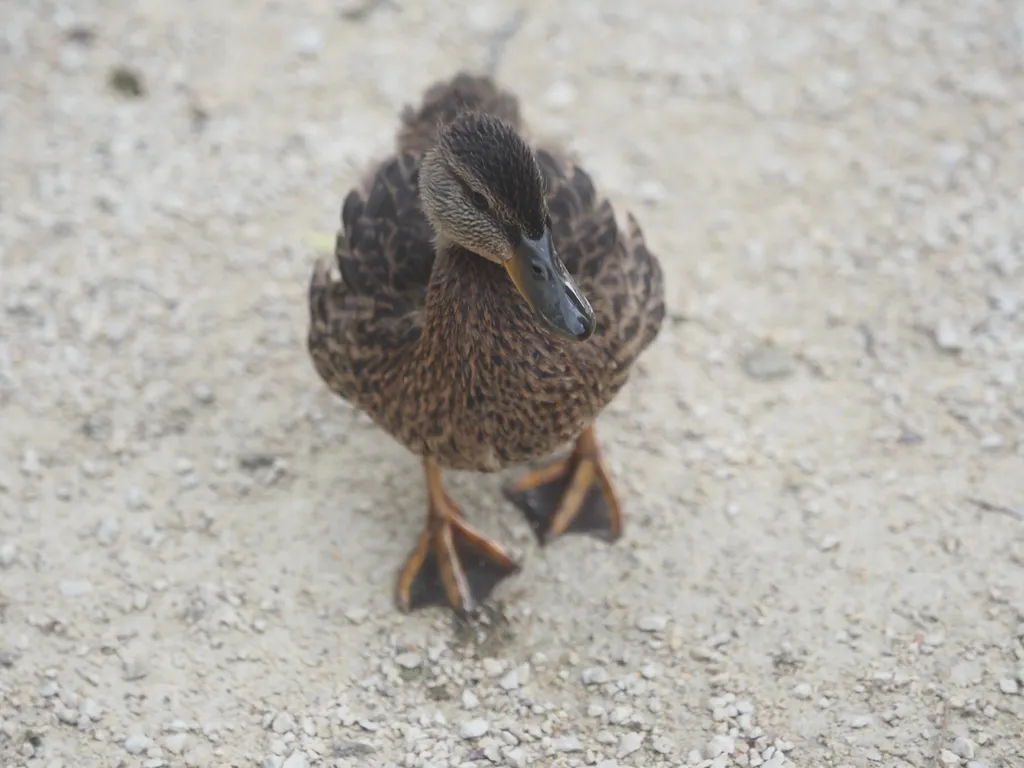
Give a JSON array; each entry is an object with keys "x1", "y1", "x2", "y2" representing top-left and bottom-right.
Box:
[{"x1": 469, "y1": 190, "x2": 489, "y2": 211}]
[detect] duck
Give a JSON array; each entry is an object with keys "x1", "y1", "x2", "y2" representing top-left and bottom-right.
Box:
[{"x1": 308, "y1": 72, "x2": 665, "y2": 617}]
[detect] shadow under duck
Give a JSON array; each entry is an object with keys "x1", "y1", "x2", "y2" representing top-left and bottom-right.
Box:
[{"x1": 308, "y1": 72, "x2": 665, "y2": 617}]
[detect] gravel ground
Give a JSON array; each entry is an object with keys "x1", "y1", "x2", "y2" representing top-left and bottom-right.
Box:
[{"x1": 2, "y1": 0, "x2": 1024, "y2": 767}]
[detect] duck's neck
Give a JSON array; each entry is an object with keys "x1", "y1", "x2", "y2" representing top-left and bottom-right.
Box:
[{"x1": 422, "y1": 244, "x2": 534, "y2": 356}]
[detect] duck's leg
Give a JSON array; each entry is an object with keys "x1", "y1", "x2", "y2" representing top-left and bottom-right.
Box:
[
  {"x1": 503, "y1": 427, "x2": 623, "y2": 545},
  {"x1": 396, "y1": 458, "x2": 520, "y2": 617}
]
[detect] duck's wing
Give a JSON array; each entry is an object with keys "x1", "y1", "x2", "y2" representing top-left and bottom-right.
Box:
[
  {"x1": 397, "y1": 72, "x2": 522, "y2": 156},
  {"x1": 536, "y1": 148, "x2": 666, "y2": 364},
  {"x1": 335, "y1": 152, "x2": 435, "y2": 297},
  {"x1": 307, "y1": 151, "x2": 435, "y2": 402}
]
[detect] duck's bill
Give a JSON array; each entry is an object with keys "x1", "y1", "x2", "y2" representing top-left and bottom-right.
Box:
[{"x1": 505, "y1": 231, "x2": 597, "y2": 342}]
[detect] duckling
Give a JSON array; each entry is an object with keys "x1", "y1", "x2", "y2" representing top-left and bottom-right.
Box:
[{"x1": 308, "y1": 73, "x2": 665, "y2": 616}]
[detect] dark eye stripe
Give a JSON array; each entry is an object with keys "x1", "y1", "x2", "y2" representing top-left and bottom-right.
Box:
[{"x1": 455, "y1": 177, "x2": 489, "y2": 211}]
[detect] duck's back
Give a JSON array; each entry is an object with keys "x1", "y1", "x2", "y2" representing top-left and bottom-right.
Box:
[{"x1": 308, "y1": 73, "x2": 664, "y2": 470}]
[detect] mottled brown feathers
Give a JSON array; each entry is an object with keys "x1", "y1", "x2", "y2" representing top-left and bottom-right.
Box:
[{"x1": 308, "y1": 72, "x2": 665, "y2": 472}]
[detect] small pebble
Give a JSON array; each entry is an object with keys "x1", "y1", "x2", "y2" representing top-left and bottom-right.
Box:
[
  {"x1": 997, "y1": 677, "x2": 1018, "y2": 694},
  {"x1": 124, "y1": 734, "x2": 150, "y2": 754},
  {"x1": 819, "y1": 535, "x2": 841, "y2": 552},
  {"x1": 552, "y1": 735, "x2": 582, "y2": 752},
  {"x1": 95, "y1": 518, "x2": 121, "y2": 546},
  {"x1": 543, "y1": 80, "x2": 577, "y2": 109},
  {"x1": 344, "y1": 607, "x2": 368, "y2": 624},
  {"x1": 952, "y1": 737, "x2": 976, "y2": 759},
  {"x1": 165, "y1": 733, "x2": 188, "y2": 754},
  {"x1": 934, "y1": 318, "x2": 964, "y2": 351},
  {"x1": 637, "y1": 615, "x2": 669, "y2": 632},
  {"x1": 21, "y1": 449, "x2": 40, "y2": 475},
  {"x1": 0, "y1": 542, "x2": 17, "y2": 568},
  {"x1": 617, "y1": 732, "x2": 644, "y2": 758},
  {"x1": 505, "y1": 747, "x2": 528, "y2": 768},
  {"x1": 482, "y1": 657, "x2": 505, "y2": 677},
  {"x1": 938, "y1": 749, "x2": 960, "y2": 766},
  {"x1": 850, "y1": 715, "x2": 872, "y2": 728},
  {"x1": 950, "y1": 660, "x2": 984, "y2": 687},
  {"x1": 988, "y1": 286, "x2": 1019, "y2": 316},
  {"x1": 122, "y1": 657, "x2": 149, "y2": 681},
  {"x1": 652, "y1": 735, "x2": 673, "y2": 754},
  {"x1": 462, "y1": 690, "x2": 479, "y2": 709},
  {"x1": 108, "y1": 64, "x2": 146, "y2": 97},
  {"x1": 80, "y1": 698, "x2": 103, "y2": 721},
  {"x1": 742, "y1": 345, "x2": 795, "y2": 380},
  {"x1": 394, "y1": 652, "x2": 422, "y2": 670},
  {"x1": 582, "y1": 666, "x2": 609, "y2": 685},
  {"x1": 292, "y1": 27, "x2": 323, "y2": 58},
  {"x1": 191, "y1": 382, "x2": 215, "y2": 403},
  {"x1": 271, "y1": 712, "x2": 296, "y2": 734},
  {"x1": 637, "y1": 180, "x2": 667, "y2": 205},
  {"x1": 125, "y1": 486, "x2": 145, "y2": 510},
  {"x1": 60, "y1": 579, "x2": 93, "y2": 597},
  {"x1": 706, "y1": 734, "x2": 735, "y2": 757},
  {"x1": 499, "y1": 668, "x2": 519, "y2": 691},
  {"x1": 282, "y1": 752, "x2": 308, "y2": 768},
  {"x1": 460, "y1": 719, "x2": 489, "y2": 739},
  {"x1": 333, "y1": 739, "x2": 374, "y2": 757},
  {"x1": 609, "y1": 706, "x2": 632, "y2": 724}
]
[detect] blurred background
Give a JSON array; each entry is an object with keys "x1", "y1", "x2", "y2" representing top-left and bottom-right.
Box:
[{"x1": 1, "y1": 1, "x2": 1022, "y2": 767}]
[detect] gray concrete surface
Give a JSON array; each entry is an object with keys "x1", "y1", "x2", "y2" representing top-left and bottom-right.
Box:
[{"x1": 1, "y1": 0, "x2": 1023, "y2": 766}]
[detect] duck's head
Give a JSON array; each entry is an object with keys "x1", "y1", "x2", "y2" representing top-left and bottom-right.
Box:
[{"x1": 419, "y1": 112, "x2": 596, "y2": 342}]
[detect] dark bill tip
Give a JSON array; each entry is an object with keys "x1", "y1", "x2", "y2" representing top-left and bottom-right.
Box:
[{"x1": 504, "y1": 230, "x2": 596, "y2": 342}]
